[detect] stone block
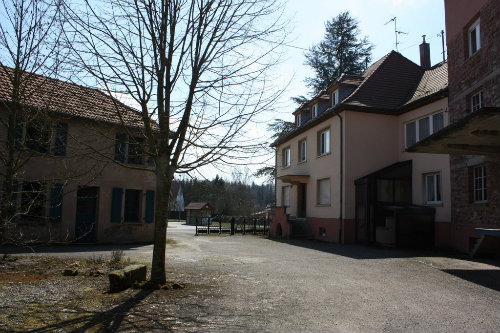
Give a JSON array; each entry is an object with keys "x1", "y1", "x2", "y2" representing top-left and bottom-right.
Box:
[{"x1": 109, "y1": 264, "x2": 147, "y2": 292}]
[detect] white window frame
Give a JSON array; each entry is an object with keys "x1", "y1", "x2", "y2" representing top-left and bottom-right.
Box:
[
  {"x1": 468, "y1": 18, "x2": 481, "y2": 57},
  {"x1": 312, "y1": 104, "x2": 318, "y2": 118},
  {"x1": 404, "y1": 111, "x2": 444, "y2": 148},
  {"x1": 424, "y1": 173, "x2": 441, "y2": 204},
  {"x1": 471, "y1": 91, "x2": 483, "y2": 112},
  {"x1": 298, "y1": 139, "x2": 307, "y2": 163},
  {"x1": 317, "y1": 178, "x2": 331, "y2": 205},
  {"x1": 332, "y1": 90, "x2": 339, "y2": 106},
  {"x1": 282, "y1": 147, "x2": 291, "y2": 168},
  {"x1": 473, "y1": 165, "x2": 487, "y2": 203},
  {"x1": 318, "y1": 128, "x2": 330, "y2": 156}
]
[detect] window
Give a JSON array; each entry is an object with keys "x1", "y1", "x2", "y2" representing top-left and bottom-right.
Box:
[
  {"x1": 471, "y1": 91, "x2": 483, "y2": 112},
  {"x1": 468, "y1": 18, "x2": 481, "y2": 56},
  {"x1": 124, "y1": 189, "x2": 141, "y2": 223},
  {"x1": 282, "y1": 147, "x2": 291, "y2": 168},
  {"x1": 298, "y1": 139, "x2": 307, "y2": 162},
  {"x1": 282, "y1": 186, "x2": 290, "y2": 207},
  {"x1": 318, "y1": 128, "x2": 330, "y2": 156},
  {"x1": 473, "y1": 165, "x2": 487, "y2": 202},
  {"x1": 115, "y1": 134, "x2": 145, "y2": 164},
  {"x1": 25, "y1": 121, "x2": 51, "y2": 153},
  {"x1": 312, "y1": 104, "x2": 318, "y2": 117},
  {"x1": 49, "y1": 183, "x2": 64, "y2": 222},
  {"x1": 21, "y1": 182, "x2": 46, "y2": 220},
  {"x1": 332, "y1": 90, "x2": 339, "y2": 106},
  {"x1": 424, "y1": 173, "x2": 441, "y2": 204},
  {"x1": 317, "y1": 178, "x2": 330, "y2": 205},
  {"x1": 405, "y1": 112, "x2": 444, "y2": 148}
]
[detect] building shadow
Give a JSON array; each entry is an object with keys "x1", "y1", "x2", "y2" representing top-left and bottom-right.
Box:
[
  {"x1": 442, "y1": 269, "x2": 500, "y2": 292},
  {"x1": 2, "y1": 243, "x2": 152, "y2": 255}
]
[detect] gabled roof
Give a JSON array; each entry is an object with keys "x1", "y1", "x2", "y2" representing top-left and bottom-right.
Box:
[
  {"x1": 342, "y1": 51, "x2": 424, "y2": 110},
  {"x1": 0, "y1": 66, "x2": 150, "y2": 130},
  {"x1": 273, "y1": 51, "x2": 448, "y2": 146},
  {"x1": 185, "y1": 202, "x2": 214, "y2": 210}
]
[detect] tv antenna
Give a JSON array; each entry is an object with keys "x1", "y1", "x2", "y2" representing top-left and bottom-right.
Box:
[
  {"x1": 385, "y1": 17, "x2": 408, "y2": 51},
  {"x1": 437, "y1": 30, "x2": 446, "y2": 63}
]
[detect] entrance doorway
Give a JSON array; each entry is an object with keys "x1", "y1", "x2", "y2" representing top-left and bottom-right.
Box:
[
  {"x1": 297, "y1": 183, "x2": 307, "y2": 218},
  {"x1": 75, "y1": 186, "x2": 99, "y2": 243}
]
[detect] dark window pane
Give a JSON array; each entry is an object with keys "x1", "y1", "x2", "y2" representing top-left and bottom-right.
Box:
[
  {"x1": 432, "y1": 113, "x2": 444, "y2": 133},
  {"x1": 127, "y1": 137, "x2": 143, "y2": 164},
  {"x1": 124, "y1": 189, "x2": 141, "y2": 223}
]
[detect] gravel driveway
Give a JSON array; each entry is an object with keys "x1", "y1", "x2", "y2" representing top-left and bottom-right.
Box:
[{"x1": 4, "y1": 221, "x2": 500, "y2": 332}]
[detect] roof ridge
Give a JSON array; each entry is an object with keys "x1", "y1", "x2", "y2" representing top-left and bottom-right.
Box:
[{"x1": 341, "y1": 51, "x2": 396, "y2": 105}]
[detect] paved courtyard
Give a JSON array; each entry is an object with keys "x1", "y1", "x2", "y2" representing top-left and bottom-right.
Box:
[{"x1": 5, "y1": 222, "x2": 500, "y2": 332}]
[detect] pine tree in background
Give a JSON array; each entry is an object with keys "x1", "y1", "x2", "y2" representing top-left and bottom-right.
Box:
[{"x1": 305, "y1": 11, "x2": 373, "y2": 94}]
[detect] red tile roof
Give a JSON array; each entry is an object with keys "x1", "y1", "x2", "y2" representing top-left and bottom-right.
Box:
[{"x1": 0, "y1": 66, "x2": 149, "y2": 129}]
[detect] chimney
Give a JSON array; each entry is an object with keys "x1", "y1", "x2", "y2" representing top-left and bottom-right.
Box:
[{"x1": 419, "y1": 35, "x2": 431, "y2": 69}]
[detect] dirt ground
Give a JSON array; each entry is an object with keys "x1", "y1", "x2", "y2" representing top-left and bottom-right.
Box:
[{"x1": 1, "y1": 222, "x2": 500, "y2": 332}]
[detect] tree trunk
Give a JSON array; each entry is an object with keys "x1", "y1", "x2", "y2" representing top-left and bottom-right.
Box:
[{"x1": 150, "y1": 162, "x2": 172, "y2": 284}]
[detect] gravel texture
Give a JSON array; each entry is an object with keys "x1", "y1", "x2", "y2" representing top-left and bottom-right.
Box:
[{"x1": 1, "y1": 222, "x2": 500, "y2": 332}]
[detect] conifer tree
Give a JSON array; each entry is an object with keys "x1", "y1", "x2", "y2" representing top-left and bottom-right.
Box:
[{"x1": 305, "y1": 11, "x2": 372, "y2": 94}]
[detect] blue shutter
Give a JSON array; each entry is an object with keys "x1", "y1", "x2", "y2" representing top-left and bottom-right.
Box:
[
  {"x1": 114, "y1": 134, "x2": 126, "y2": 162},
  {"x1": 147, "y1": 156, "x2": 155, "y2": 167},
  {"x1": 54, "y1": 123, "x2": 68, "y2": 156},
  {"x1": 49, "y1": 183, "x2": 63, "y2": 222},
  {"x1": 145, "y1": 190, "x2": 155, "y2": 223},
  {"x1": 111, "y1": 187, "x2": 123, "y2": 222}
]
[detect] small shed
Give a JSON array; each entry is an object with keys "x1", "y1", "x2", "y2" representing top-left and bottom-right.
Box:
[{"x1": 185, "y1": 202, "x2": 214, "y2": 225}]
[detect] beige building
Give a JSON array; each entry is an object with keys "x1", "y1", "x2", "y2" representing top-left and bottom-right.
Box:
[
  {"x1": 0, "y1": 67, "x2": 156, "y2": 243},
  {"x1": 272, "y1": 47, "x2": 451, "y2": 247}
]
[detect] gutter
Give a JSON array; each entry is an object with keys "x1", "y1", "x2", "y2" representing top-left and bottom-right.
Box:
[{"x1": 333, "y1": 108, "x2": 344, "y2": 244}]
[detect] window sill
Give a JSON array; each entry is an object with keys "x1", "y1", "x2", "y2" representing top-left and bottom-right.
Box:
[
  {"x1": 298, "y1": 160, "x2": 307, "y2": 165},
  {"x1": 316, "y1": 152, "x2": 331, "y2": 159},
  {"x1": 425, "y1": 202, "x2": 443, "y2": 207},
  {"x1": 464, "y1": 48, "x2": 481, "y2": 64},
  {"x1": 472, "y1": 201, "x2": 488, "y2": 206},
  {"x1": 316, "y1": 204, "x2": 331, "y2": 207},
  {"x1": 282, "y1": 165, "x2": 291, "y2": 169}
]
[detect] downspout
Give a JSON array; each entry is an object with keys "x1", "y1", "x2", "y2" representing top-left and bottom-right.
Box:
[{"x1": 334, "y1": 109, "x2": 344, "y2": 244}]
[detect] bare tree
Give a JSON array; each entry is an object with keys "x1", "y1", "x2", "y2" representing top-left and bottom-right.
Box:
[
  {"x1": 0, "y1": 0, "x2": 68, "y2": 250},
  {"x1": 63, "y1": 0, "x2": 286, "y2": 283}
]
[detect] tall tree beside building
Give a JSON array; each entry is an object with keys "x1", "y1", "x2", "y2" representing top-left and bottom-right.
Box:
[
  {"x1": 305, "y1": 11, "x2": 372, "y2": 94},
  {"x1": 63, "y1": 0, "x2": 285, "y2": 284}
]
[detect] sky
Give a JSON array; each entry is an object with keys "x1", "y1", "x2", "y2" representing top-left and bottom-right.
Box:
[{"x1": 220, "y1": 0, "x2": 447, "y2": 184}]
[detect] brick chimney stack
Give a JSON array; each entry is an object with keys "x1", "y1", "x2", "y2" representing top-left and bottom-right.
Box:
[{"x1": 419, "y1": 35, "x2": 431, "y2": 69}]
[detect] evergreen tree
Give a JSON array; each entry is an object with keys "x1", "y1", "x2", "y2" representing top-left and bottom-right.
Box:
[{"x1": 305, "y1": 11, "x2": 373, "y2": 94}]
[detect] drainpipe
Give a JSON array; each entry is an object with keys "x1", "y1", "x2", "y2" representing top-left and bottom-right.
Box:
[{"x1": 334, "y1": 109, "x2": 344, "y2": 244}]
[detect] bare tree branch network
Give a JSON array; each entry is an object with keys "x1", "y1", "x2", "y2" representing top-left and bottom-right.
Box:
[{"x1": 62, "y1": 0, "x2": 287, "y2": 283}]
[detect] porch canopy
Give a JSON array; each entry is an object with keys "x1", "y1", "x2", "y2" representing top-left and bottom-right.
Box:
[
  {"x1": 278, "y1": 174, "x2": 310, "y2": 184},
  {"x1": 406, "y1": 107, "x2": 500, "y2": 155}
]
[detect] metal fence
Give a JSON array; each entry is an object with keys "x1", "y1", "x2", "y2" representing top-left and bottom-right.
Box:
[{"x1": 195, "y1": 215, "x2": 269, "y2": 236}]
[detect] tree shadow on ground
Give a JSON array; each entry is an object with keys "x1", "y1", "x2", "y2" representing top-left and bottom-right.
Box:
[{"x1": 24, "y1": 289, "x2": 175, "y2": 333}]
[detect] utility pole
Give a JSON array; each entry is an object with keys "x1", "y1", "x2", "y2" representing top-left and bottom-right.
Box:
[{"x1": 385, "y1": 17, "x2": 408, "y2": 51}]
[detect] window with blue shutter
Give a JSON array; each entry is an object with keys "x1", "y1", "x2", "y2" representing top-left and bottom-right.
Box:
[
  {"x1": 111, "y1": 187, "x2": 123, "y2": 222},
  {"x1": 50, "y1": 183, "x2": 63, "y2": 222},
  {"x1": 145, "y1": 190, "x2": 155, "y2": 223},
  {"x1": 54, "y1": 123, "x2": 68, "y2": 156},
  {"x1": 114, "y1": 134, "x2": 126, "y2": 162}
]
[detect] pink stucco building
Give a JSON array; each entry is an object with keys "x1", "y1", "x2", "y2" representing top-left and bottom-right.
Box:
[
  {"x1": 272, "y1": 44, "x2": 451, "y2": 248},
  {"x1": 0, "y1": 67, "x2": 156, "y2": 243}
]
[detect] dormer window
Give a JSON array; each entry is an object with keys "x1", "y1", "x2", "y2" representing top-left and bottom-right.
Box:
[
  {"x1": 312, "y1": 104, "x2": 318, "y2": 117},
  {"x1": 332, "y1": 90, "x2": 339, "y2": 106}
]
